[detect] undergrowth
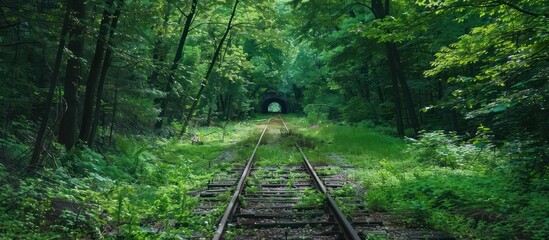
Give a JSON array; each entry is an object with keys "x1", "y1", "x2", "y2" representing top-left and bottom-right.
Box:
[
  {"x1": 0, "y1": 118, "x2": 263, "y2": 239},
  {"x1": 2, "y1": 116, "x2": 547, "y2": 239},
  {"x1": 283, "y1": 116, "x2": 549, "y2": 239}
]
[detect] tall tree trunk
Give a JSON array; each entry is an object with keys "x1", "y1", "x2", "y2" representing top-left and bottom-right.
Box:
[
  {"x1": 206, "y1": 98, "x2": 214, "y2": 126},
  {"x1": 109, "y1": 87, "x2": 118, "y2": 145},
  {"x1": 388, "y1": 60, "x2": 405, "y2": 136},
  {"x1": 218, "y1": 94, "x2": 225, "y2": 112},
  {"x1": 180, "y1": 0, "x2": 240, "y2": 136},
  {"x1": 417, "y1": 90, "x2": 423, "y2": 124},
  {"x1": 225, "y1": 95, "x2": 233, "y2": 121},
  {"x1": 29, "y1": 4, "x2": 70, "y2": 169},
  {"x1": 387, "y1": 42, "x2": 419, "y2": 133},
  {"x1": 371, "y1": 0, "x2": 406, "y2": 136},
  {"x1": 155, "y1": 0, "x2": 198, "y2": 129},
  {"x1": 386, "y1": 42, "x2": 415, "y2": 135},
  {"x1": 451, "y1": 109, "x2": 459, "y2": 132},
  {"x1": 80, "y1": 0, "x2": 114, "y2": 142},
  {"x1": 149, "y1": 6, "x2": 172, "y2": 87},
  {"x1": 58, "y1": 0, "x2": 85, "y2": 149},
  {"x1": 377, "y1": 85, "x2": 385, "y2": 102},
  {"x1": 89, "y1": 0, "x2": 124, "y2": 147}
]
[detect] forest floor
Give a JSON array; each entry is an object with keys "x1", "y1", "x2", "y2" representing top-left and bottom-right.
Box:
[{"x1": 0, "y1": 115, "x2": 547, "y2": 239}]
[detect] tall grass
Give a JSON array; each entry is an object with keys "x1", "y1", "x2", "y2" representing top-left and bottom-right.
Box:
[
  {"x1": 282, "y1": 117, "x2": 549, "y2": 239},
  {"x1": 287, "y1": 117, "x2": 409, "y2": 167}
]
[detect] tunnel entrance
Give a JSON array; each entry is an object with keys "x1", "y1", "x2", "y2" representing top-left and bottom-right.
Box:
[
  {"x1": 260, "y1": 92, "x2": 288, "y2": 114},
  {"x1": 268, "y1": 102, "x2": 281, "y2": 113}
]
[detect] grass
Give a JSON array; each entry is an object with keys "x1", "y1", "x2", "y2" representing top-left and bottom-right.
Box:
[
  {"x1": 281, "y1": 115, "x2": 549, "y2": 239},
  {"x1": 281, "y1": 115, "x2": 407, "y2": 167},
  {"x1": 0, "y1": 118, "x2": 269, "y2": 239},
  {"x1": 2, "y1": 115, "x2": 547, "y2": 239},
  {"x1": 254, "y1": 145, "x2": 301, "y2": 167}
]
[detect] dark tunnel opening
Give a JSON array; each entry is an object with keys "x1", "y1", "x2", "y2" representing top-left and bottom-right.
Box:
[{"x1": 261, "y1": 98, "x2": 288, "y2": 114}]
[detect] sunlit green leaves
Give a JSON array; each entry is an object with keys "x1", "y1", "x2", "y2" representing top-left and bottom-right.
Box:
[
  {"x1": 218, "y1": 46, "x2": 252, "y2": 83},
  {"x1": 422, "y1": 0, "x2": 548, "y2": 139}
]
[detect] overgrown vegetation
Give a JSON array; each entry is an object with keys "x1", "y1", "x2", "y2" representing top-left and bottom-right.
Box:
[
  {"x1": 1, "y1": 0, "x2": 547, "y2": 238},
  {"x1": 0, "y1": 120, "x2": 261, "y2": 238},
  {"x1": 289, "y1": 116, "x2": 549, "y2": 239}
]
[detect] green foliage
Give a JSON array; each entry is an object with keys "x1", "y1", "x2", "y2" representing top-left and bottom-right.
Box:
[
  {"x1": 420, "y1": 0, "x2": 549, "y2": 162},
  {"x1": 303, "y1": 104, "x2": 329, "y2": 125},
  {"x1": 295, "y1": 189, "x2": 325, "y2": 208},
  {"x1": 1, "y1": 0, "x2": 548, "y2": 238},
  {"x1": 408, "y1": 130, "x2": 498, "y2": 169},
  {"x1": 297, "y1": 120, "x2": 407, "y2": 166},
  {"x1": 342, "y1": 97, "x2": 372, "y2": 123},
  {"x1": 285, "y1": 117, "x2": 549, "y2": 239},
  {"x1": 0, "y1": 132, "x2": 30, "y2": 165},
  {"x1": 255, "y1": 145, "x2": 301, "y2": 166},
  {"x1": 0, "y1": 118, "x2": 263, "y2": 238},
  {"x1": 367, "y1": 172, "x2": 549, "y2": 239}
]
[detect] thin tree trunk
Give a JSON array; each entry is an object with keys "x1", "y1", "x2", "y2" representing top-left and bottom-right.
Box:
[
  {"x1": 451, "y1": 109, "x2": 459, "y2": 132},
  {"x1": 4, "y1": 103, "x2": 10, "y2": 132},
  {"x1": 371, "y1": 0, "x2": 405, "y2": 136},
  {"x1": 206, "y1": 99, "x2": 214, "y2": 126},
  {"x1": 80, "y1": 0, "x2": 114, "y2": 142},
  {"x1": 218, "y1": 94, "x2": 225, "y2": 112},
  {"x1": 389, "y1": 66, "x2": 405, "y2": 136},
  {"x1": 148, "y1": 41, "x2": 165, "y2": 87},
  {"x1": 155, "y1": 0, "x2": 198, "y2": 129},
  {"x1": 149, "y1": 6, "x2": 171, "y2": 87},
  {"x1": 109, "y1": 87, "x2": 118, "y2": 145},
  {"x1": 89, "y1": 0, "x2": 124, "y2": 147},
  {"x1": 418, "y1": 90, "x2": 423, "y2": 124},
  {"x1": 58, "y1": 0, "x2": 85, "y2": 149},
  {"x1": 29, "y1": 4, "x2": 70, "y2": 169},
  {"x1": 387, "y1": 42, "x2": 419, "y2": 133},
  {"x1": 180, "y1": 0, "x2": 240, "y2": 136},
  {"x1": 226, "y1": 95, "x2": 233, "y2": 121}
]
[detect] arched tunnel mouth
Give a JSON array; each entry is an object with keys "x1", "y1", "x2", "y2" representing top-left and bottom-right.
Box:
[
  {"x1": 261, "y1": 98, "x2": 288, "y2": 114},
  {"x1": 268, "y1": 102, "x2": 281, "y2": 113}
]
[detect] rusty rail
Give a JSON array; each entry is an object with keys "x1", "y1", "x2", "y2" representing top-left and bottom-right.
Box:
[
  {"x1": 212, "y1": 118, "x2": 271, "y2": 240},
  {"x1": 212, "y1": 116, "x2": 360, "y2": 239},
  {"x1": 281, "y1": 115, "x2": 360, "y2": 240},
  {"x1": 297, "y1": 146, "x2": 361, "y2": 240}
]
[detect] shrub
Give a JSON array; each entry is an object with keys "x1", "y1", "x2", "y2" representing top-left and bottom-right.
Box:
[
  {"x1": 408, "y1": 130, "x2": 497, "y2": 170},
  {"x1": 342, "y1": 97, "x2": 371, "y2": 123},
  {"x1": 303, "y1": 104, "x2": 329, "y2": 125}
]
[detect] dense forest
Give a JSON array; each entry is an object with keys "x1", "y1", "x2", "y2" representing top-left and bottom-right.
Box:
[{"x1": 0, "y1": 0, "x2": 548, "y2": 239}]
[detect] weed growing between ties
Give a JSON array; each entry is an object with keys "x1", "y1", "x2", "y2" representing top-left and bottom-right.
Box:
[
  {"x1": 282, "y1": 116, "x2": 549, "y2": 239},
  {"x1": 295, "y1": 189, "x2": 325, "y2": 208}
]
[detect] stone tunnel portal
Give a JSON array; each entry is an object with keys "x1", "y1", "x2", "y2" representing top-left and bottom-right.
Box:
[{"x1": 260, "y1": 92, "x2": 289, "y2": 114}]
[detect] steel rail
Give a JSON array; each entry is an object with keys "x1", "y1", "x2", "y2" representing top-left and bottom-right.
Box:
[
  {"x1": 213, "y1": 116, "x2": 360, "y2": 239},
  {"x1": 297, "y1": 147, "x2": 361, "y2": 240},
  {"x1": 279, "y1": 114, "x2": 290, "y2": 133},
  {"x1": 281, "y1": 116, "x2": 360, "y2": 240},
  {"x1": 212, "y1": 118, "x2": 272, "y2": 240}
]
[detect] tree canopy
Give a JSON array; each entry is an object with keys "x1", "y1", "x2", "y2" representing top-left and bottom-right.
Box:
[{"x1": 0, "y1": 0, "x2": 547, "y2": 238}]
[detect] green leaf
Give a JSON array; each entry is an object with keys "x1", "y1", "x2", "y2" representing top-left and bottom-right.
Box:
[{"x1": 491, "y1": 104, "x2": 508, "y2": 113}]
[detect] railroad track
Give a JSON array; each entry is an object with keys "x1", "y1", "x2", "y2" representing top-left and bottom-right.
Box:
[
  {"x1": 193, "y1": 116, "x2": 456, "y2": 240},
  {"x1": 207, "y1": 116, "x2": 363, "y2": 239}
]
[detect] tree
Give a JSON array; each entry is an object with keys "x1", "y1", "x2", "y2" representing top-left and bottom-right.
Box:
[
  {"x1": 58, "y1": 0, "x2": 86, "y2": 149},
  {"x1": 88, "y1": 0, "x2": 125, "y2": 147},
  {"x1": 155, "y1": 0, "x2": 199, "y2": 130},
  {"x1": 29, "y1": 3, "x2": 71, "y2": 169},
  {"x1": 422, "y1": 0, "x2": 549, "y2": 175},
  {"x1": 148, "y1": 5, "x2": 173, "y2": 87},
  {"x1": 180, "y1": 0, "x2": 240, "y2": 136},
  {"x1": 79, "y1": 0, "x2": 115, "y2": 142}
]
